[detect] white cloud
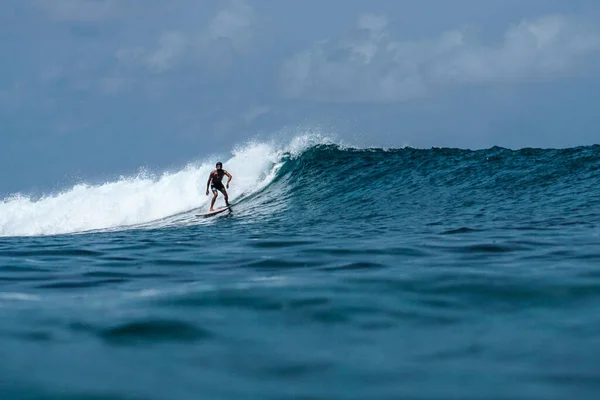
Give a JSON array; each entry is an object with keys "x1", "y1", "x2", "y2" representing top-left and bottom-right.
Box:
[
  {"x1": 430, "y1": 15, "x2": 600, "y2": 83},
  {"x1": 280, "y1": 13, "x2": 600, "y2": 103},
  {"x1": 357, "y1": 14, "x2": 388, "y2": 34},
  {"x1": 206, "y1": 0, "x2": 255, "y2": 51},
  {"x1": 115, "y1": 0, "x2": 255, "y2": 75},
  {"x1": 147, "y1": 31, "x2": 188, "y2": 72},
  {"x1": 115, "y1": 31, "x2": 187, "y2": 74}
]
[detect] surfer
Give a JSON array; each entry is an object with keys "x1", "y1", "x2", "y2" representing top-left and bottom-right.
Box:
[{"x1": 206, "y1": 162, "x2": 232, "y2": 211}]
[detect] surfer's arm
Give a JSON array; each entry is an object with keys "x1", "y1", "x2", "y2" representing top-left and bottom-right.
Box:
[
  {"x1": 206, "y1": 172, "x2": 213, "y2": 194},
  {"x1": 224, "y1": 171, "x2": 232, "y2": 188}
]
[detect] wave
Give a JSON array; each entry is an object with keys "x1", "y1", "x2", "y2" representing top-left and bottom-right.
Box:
[
  {"x1": 1, "y1": 137, "x2": 599, "y2": 237},
  {"x1": 0, "y1": 135, "x2": 329, "y2": 237}
]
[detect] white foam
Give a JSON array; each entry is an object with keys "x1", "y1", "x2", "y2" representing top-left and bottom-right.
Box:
[
  {"x1": 286, "y1": 132, "x2": 337, "y2": 157},
  {"x1": 0, "y1": 135, "x2": 332, "y2": 237}
]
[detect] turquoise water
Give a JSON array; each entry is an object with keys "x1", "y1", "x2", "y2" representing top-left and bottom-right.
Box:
[{"x1": 1, "y1": 143, "x2": 600, "y2": 399}]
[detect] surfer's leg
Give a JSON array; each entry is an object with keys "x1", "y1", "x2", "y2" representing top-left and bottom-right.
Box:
[
  {"x1": 210, "y1": 192, "x2": 218, "y2": 211},
  {"x1": 221, "y1": 188, "x2": 229, "y2": 206}
]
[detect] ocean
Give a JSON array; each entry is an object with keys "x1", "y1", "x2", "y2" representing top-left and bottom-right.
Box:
[{"x1": 1, "y1": 136, "x2": 600, "y2": 399}]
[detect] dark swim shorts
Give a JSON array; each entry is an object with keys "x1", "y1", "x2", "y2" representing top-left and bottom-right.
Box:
[{"x1": 211, "y1": 183, "x2": 225, "y2": 194}]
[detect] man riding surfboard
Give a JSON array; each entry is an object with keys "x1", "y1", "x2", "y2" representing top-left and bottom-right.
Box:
[{"x1": 206, "y1": 162, "x2": 232, "y2": 211}]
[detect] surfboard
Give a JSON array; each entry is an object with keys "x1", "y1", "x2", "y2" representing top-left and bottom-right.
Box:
[{"x1": 196, "y1": 205, "x2": 231, "y2": 217}]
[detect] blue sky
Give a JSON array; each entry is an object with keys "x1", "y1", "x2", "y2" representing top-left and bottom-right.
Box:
[{"x1": 1, "y1": 0, "x2": 600, "y2": 195}]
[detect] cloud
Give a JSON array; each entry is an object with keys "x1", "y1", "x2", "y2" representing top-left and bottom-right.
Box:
[
  {"x1": 112, "y1": 30, "x2": 188, "y2": 93},
  {"x1": 280, "y1": 13, "x2": 600, "y2": 103},
  {"x1": 115, "y1": 0, "x2": 255, "y2": 75},
  {"x1": 430, "y1": 15, "x2": 600, "y2": 83},
  {"x1": 357, "y1": 13, "x2": 388, "y2": 35},
  {"x1": 206, "y1": 0, "x2": 255, "y2": 51},
  {"x1": 146, "y1": 31, "x2": 188, "y2": 72}
]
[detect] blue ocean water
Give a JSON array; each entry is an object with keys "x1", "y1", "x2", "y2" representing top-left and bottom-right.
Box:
[{"x1": 1, "y1": 139, "x2": 600, "y2": 399}]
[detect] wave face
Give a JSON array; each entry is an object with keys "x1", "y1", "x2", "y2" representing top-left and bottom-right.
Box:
[
  {"x1": 280, "y1": 144, "x2": 600, "y2": 229},
  {"x1": 2, "y1": 138, "x2": 600, "y2": 399},
  {"x1": 3, "y1": 140, "x2": 599, "y2": 237}
]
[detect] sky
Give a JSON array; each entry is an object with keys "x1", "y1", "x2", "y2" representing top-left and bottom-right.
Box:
[{"x1": 1, "y1": 0, "x2": 600, "y2": 195}]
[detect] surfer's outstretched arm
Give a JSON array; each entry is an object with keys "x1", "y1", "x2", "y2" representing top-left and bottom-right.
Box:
[
  {"x1": 224, "y1": 170, "x2": 232, "y2": 188},
  {"x1": 206, "y1": 171, "x2": 213, "y2": 195}
]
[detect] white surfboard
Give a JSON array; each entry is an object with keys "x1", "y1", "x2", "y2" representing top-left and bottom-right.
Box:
[{"x1": 196, "y1": 205, "x2": 231, "y2": 217}]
